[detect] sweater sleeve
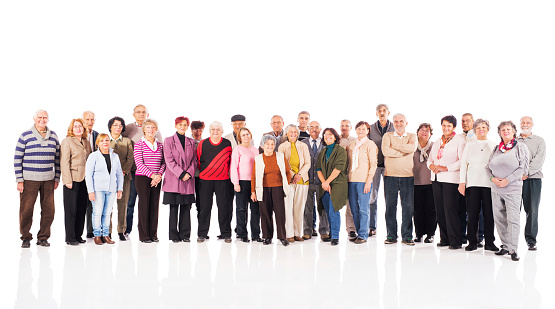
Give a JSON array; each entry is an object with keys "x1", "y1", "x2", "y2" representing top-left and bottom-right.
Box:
[
  {"x1": 446, "y1": 137, "x2": 464, "y2": 172},
  {"x1": 298, "y1": 142, "x2": 311, "y2": 181},
  {"x1": 54, "y1": 134, "x2": 61, "y2": 182},
  {"x1": 114, "y1": 155, "x2": 124, "y2": 191},
  {"x1": 506, "y1": 144, "x2": 529, "y2": 183},
  {"x1": 396, "y1": 134, "x2": 418, "y2": 154},
  {"x1": 367, "y1": 142, "x2": 378, "y2": 182},
  {"x1": 158, "y1": 143, "x2": 166, "y2": 175},
  {"x1": 528, "y1": 137, "x2": 546, "y2": 177},
  {"x1": 230, "y1": 147, "x2": 241, "y2": 185},
  {"x1": 85, "y1": 155, "x2": 96, "y2": 194},
  {"x1": 14, "y1": 134, "x2": 26, "y2": 182},
  {"x1": 381, "y1": 133, "x2": 403, "y2": 158},
  {"x1": 459, "y1": 143, "x2": 470, "y2": 184},
  {"x1": 134, "y1": 142, "x2": 153, "y2": 177}
]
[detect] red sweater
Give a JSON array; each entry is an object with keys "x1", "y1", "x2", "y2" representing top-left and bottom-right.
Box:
[{"x1": 197, "y1": 138, "x2": 232, "y2": 180}]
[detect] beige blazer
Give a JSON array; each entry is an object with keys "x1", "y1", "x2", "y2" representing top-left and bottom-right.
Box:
[
  {"x1": 278, "y1": 141, "x2": 311, "y2": 183},
  {"x1": 60, "y1": 136, "x2": 92, "y2": 185}
]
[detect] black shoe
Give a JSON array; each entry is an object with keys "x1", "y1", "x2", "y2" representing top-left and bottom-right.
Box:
[
  {"x1": 449, "y1": 245, "x2": 462, "y2": 250},
  {"x1": 348, "y1": 231, "x2": 357, "y2": 242},
  {"x1": 511, "y1": 252, "x2": 520, "y2": 261},
  {"x1": 239, "y1": 237, "x2": 250, "y2": 243},
  {"x1": 312, "y1": 231, "x2": 318, "y2": 237},
  {"x1": 37, "y1": 239, "x2": 50, "y2": 247},
  {"x1": 217, "y1": 235, "x2": 225, "y2": 240},
  {"x1": 369, "y1": 229, "x2": 376, "y2": 237},
  {"x1": 462, "y1": 237, "x2": 467, "y2": 244},
  {"x1": 66, "y1": 241, "x2": 79, "y2": 246},
  {"x1": 495, "y1": 248, "x2": 509, "y2": 256},
  {"x1": 109, "y1": 233, "x2": 112, "y2": 239},
  {"x1": 86, "y1": 233, "x2": 94, "y2": 239},
  {"x1": 280, "y1": 239, "x2": 289, "y2": 246},
  {"x1": 76, "y1": 238, "x2": 86, "y2": 244},
  {"x1": 424, "y1": 235, "x2": 434, "y2": 243},
  {"x1": 205, "y1": 236, "x2": 210, "y2": 240},
  {"x1": 152, "y1": 237, "x2": 159, "y2": 243},
  {"x1": 528, "y1": 243, "x2": 537, "y2": 251},
  {"x1": 197, "y1": 237, "x2": 206, "y2": 243},
  {"x1": 141, "y1": 239, "x2": 152, "y2": 243},
  {"x1": 485, "y1": 244, "x2": 499, "y2": 252},
  {"x1": 118, "y1": 233, "x2": 126, "y2": 241},
  {"x1": 437, "y1": 241, "x2": 449, "y2": 247},
  {"x1": 477, "y1": 240, "x2": 484, "y2": 248},
  {"x1": 224, "y1": 237, "x2": 232, "y2": 243},
  {"x1": 252, "y1": 237, "x2": 263, "y2": 242},
  {"x1": 465, "y1": 244, "x2": 477, "y2": 251},
  {"x1": 414, "y1": 236, "x2": 422, "y2": 243},
  {"x1": 263, "y1": 238, "x2": 272, "y2": 245},
  {"x1": 21, "y1": 240, "x2": 31, "y2": 248},
  {"x1": 182, "y1": 238, "x2": 190, "y2": 242},
  {"x1": 331, "y1": 239, "x2": 339, "y2": 246},
  {"x1": 172, "y1": 239, "x2": 180, "y2": 243}
]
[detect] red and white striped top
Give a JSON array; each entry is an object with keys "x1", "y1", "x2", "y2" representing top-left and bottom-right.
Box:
[{"x1": 134, "y1": 139, "x2": 166, "y2": 177}]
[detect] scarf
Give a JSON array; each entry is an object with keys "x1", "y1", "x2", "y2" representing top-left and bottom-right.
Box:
[
  {"x1": 437, "y1": 133, "x2": 455, "y2": 159},
  {"x1": 418, "y1": 140, "x2": 432, "y2": 162},
  {"x1": 499, "y1": 138, "x2": 517, "y2": 153},
  {"x1": 351, "y1": 137, "x2": 368, "y2": 172}
]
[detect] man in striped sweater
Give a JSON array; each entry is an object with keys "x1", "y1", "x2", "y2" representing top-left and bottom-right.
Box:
[{"x1": 14, "y1": 110, "x2": 60, "y2": 248}]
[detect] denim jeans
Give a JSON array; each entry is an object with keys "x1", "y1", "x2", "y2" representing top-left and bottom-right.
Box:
[
  {"x1": 321, "y1": 192, "x2": 341, "y2": 239},
  {"x1": 92, "y1": 191, "x2": 116, "y2": 237},
  {"x1": 384, "y1": 176, "x2": 414, "y2": 241},
  {"x1": 369, "y1": 167, "x2": 385, "y2": 230},
  {"x1": 125, "y1": 171, "x2": 138, "y2": 234},
  {"x1": 235, "y1": 180, "x2": 260, "y2": 239},
  {"x1": 348, "y1": 182, "x2": 371, "y2": 240}
]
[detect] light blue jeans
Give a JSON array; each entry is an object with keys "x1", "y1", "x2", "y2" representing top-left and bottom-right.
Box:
[
  {"x1": 321, "y1": 192, "x2": 341, "y2": 240},
  {"x1": 92, "y1": 191, "x2": 116, "y2": 237},
  {"x1": 348, "y1": 182, "x2": 372, "y2": 240}
]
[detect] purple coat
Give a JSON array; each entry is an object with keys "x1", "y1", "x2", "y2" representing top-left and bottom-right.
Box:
[{"x1": 162, "y1": 133, "x2": 197, "y2": 194}]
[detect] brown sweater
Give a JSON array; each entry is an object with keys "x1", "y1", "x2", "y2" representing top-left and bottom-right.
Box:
[{"x1": 251, "y1": 152, "x2": 291, "y2": 192}]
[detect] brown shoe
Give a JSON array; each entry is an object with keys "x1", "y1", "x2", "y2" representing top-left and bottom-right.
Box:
[
  {"x1": 286, "y1": 237, "x2": 295, "y2": 242},
  {"x1": 302, "y1": 234, "x2": 312, "y2": 240},
  {"x1": 94, "y1": 236, "x2": 103, "y2": 245},
  {"x1": 294, "y1": 236, "x2": 304, "y2": 242},
  {"x1": 103, "y1": 236, "x2": 115, "y2": 244},
  {"x1": 321, "y1": 234, "x2": 331, "y2": 242}
]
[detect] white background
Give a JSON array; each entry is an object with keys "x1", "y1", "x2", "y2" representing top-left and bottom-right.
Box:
[{"x1": 1, "y1": 1, "x2": 554, "y2": 307}]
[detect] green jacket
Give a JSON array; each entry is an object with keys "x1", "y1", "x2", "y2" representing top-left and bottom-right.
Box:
[{"x1": 317, "y1": 144, "x2": 348, "y2": 212}]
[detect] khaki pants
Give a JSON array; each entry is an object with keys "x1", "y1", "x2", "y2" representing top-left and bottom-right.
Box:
[
  {"x1": 284, "y1": 183, "x2": 309, "y2": 238},
  {"x1": 110, "y1": 174, "x2": 131, "y2": 234},
  {"x1": 19, "y1": 180, "x2": 56, "y2": 241}
]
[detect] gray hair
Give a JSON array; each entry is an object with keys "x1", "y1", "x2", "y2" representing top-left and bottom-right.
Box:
[
  {"x1": 209, "y1": 121, "x2": 224, "y2": 133},
  {"x1": 497, "y1": 120, "x2": 518, "y2": 140},
  {"x1": 142, "y1": 118, "x2": 159, "y2": 132},
  {"x1": 260, "y1": 134, "x2": 277, "y2": 147},
  {"x1": 82, "y1": 111, "x2": 95, "y2": 119},
  {"x1": 271, "y1": 115, "x2": 284, "y2": 123},
  {"x1": 284, "y1": 124, "x2": 300, "y2": 138},
  {"x1": 392, "y1": 113, "x2": 407, "y2": 122},
  {"x1": 520, "y1": 116, "x2": 534, "y2": 125},
  {"x1": 133, "y1": 104, "x2": 148, "y2": 114},
  {"x1": 340, "y1": 119, "x2": 351, "y2": 126},
  {"x1": 376, "y1": 104, "x2": 389, "y2": 112},
  {"x1": 34, "y1": 109, "x2": 48, "y2": 119},
  {"x1": 473, "y1": 119, "x2": 490, "y2": 131}
]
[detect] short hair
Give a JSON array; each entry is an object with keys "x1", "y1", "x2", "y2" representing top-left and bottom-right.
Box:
[
  {"x1": 520, "y1": 116, "x2": 534, "y2": 125},
  {"x1": 237, "y1": 127, "x2": 252, "y2": 144},
  {"x1": 271, "y1": 115, "x2": 284, "y2": 123},
  {"x1": 260, "y1": 134, "x2": 277, "y2": 147},
  {"x1": 392, "y1": 113, "x2": 407, "y2": 122},
  {"x1": 133, "y1": 104, "x2": 148, "y2": 114},
  {"x1": 417, "y1": 123, "x2": 433, "y2": 136},
  {"x1": 441, "y1": 115, "x2": 457, "y2": 127},
  {"x1": 355, "y1": 121, "x2": 371, "y2": 139},
  {"x1": 462, "y1": 113, "x2": 474, "y2": 120},
  {"x1": 309, "y1": 121, "x2": 321, "y2": 128},
  {"x1": 142, "y1": 118, "x2": 158, "y2": 133},
  {"x1": 209, "y1": 121, "x2": 223, "y2": 133},
  {"x1": 284, "y1": 124, "x2": 300, "y2": 141},
  {"x1": 473, "y1": 119, "x2": 490, "y2": 131},
  {"x1": 96, "y1": 133, "x2": 110, "y2": 147},
  {"x1": 322, "y1": 128, "x2": 341, "y2": 146},
  {"x1": 298, "y1": 111, "x2": 310, "y2": 118},
  {"x1": 190, "y1": 121, "x2": 205, "y2": 130},
  {"x1": 375, "y1": 104, "x2": 389, "y2": 112},
  {"x1": 66, "y1": 118, "x2": 88, "y2": 138},
  {"x1": 175, "y1": 116, "x2": 190, "y2": 126},
  {"x1": 34, "y1": 109, "x2": 48, "y2": 119},
  {"x1": 497, "y1": 121, "x2": 518, "y2": 141},
  {"x1": 340, "y1": 119, "x2": 352, "y2": 126},
  {"x1": 82, "y1": 111, "x2": 95, "y2": 119},
  {"x1": 108, "y1": 116, "x2": 126, "y2": 134}
]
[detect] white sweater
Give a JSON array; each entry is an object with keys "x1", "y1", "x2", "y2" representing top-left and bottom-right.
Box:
[
  {"x1": 427, "y1": 134, "x2": 466, "y2": 184},
  {"x1": 459, "y1": 140, "x2": 496, "y2": 187}
]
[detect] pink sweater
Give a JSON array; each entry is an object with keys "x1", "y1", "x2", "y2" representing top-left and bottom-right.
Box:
[
  {"x1": 230, "y1": 145, "x2": 258, "y2": 184},
  {"x1": 134, "y1": 140, "x2": 166, "y2": 177}
]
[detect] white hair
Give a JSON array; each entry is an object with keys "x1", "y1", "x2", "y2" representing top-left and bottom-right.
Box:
[
  {"x1": 284, "y1": 124, "x2": 300, "y2": 136},
  {"x1": 393, "y1": 113, "x2": 407, "y2": 122},
  {"x1": 83, "y1": 111, "x2": 95, "y2": 119},
  {"x1": 34, "y1": 109, "x2": 48, "y2": 119},
  {"x1": 209, "y1": 121, "x2": 224, "y2": 133},
  {"x1": 520, "y1": 116, "x2": 534, "y2": 125},
  {"x1": 133, "y1": 104, "x2": 148, "y2": 114}
]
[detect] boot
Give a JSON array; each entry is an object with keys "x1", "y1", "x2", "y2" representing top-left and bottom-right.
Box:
[
  {"x1": 103, "y1": 236, "x2": 115, "y2": 244},
  {"x1": 94, "y1": 236, "x2": 103, "y2": 245}
]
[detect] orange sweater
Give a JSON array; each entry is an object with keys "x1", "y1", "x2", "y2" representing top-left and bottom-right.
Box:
[{"x1": 251, "y1": 153, "x2": 291, "y2": 192}]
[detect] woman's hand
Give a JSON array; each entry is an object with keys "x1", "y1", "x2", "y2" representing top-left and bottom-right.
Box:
[
  {"x1": 458, "y1": 183, "x2": 465, "y2": 196},
  {"x1": 322, "y1": 181, "x2": 331, "y2": 193},
  {"x1": 89, "y1": 192, "x2": 95, "y2": 202},
  {"x1": 234, "y1": 184, "x2": 241, "y2": 192},
  {"x1": 429, "y1": 164, "x2": 447, "y2": 174},
  {"x1": 182, "y1": 174, "x2": 191, "y2": 181},
  {"x1": 495, "y1": 178, "x2": 509, "y2": 188},
  {"x1": 364, "y1": 181, "x2": 372, "y2": 194},
  {"x1": 251, "y1": 192, "x2": 257, "y2": 202},
  {"x1": 65, "y1": 183, "x2": 73, "y2": 189},
  {"x1": 292, "y1": 174, "x2": 302, "y2": 184},
  {"x1": 117, "y1": 190, "x2": 123, "y2": 199}
]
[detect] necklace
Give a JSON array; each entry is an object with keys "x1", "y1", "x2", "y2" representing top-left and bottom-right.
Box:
[{"x1": 477, "y1": 140, "x2": 488, "y2": 151}]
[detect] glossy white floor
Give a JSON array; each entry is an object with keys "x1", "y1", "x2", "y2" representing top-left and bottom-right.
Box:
[{"x1": 5, "y1": 187, "x2": 553, "y2": 309}]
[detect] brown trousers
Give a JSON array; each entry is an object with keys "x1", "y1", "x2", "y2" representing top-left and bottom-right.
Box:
[
  {"x1": 259, "y1": 186, "x2": 286, "y2": 240},
  {"x1": 20, "y1": 180, "x2": 56, "y2": 240},
  {"x1": 109, "y1": 174, "x2": 131, "y2": 233},
  {"x1": 135, "y1": 175, "x2": 161, "y2": 241}
]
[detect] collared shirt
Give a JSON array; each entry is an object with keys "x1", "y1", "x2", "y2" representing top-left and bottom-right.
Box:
[
  {"x1": 309, "y1": 137, "x2": 322, "y2": 148},
  {"x1": 141, "y1": 136, "x2": 158, "y2": 152},
  {"x1": 110, "y1": 135, "x2": 123, "y2": 142},
  {"x1": 393, "y1": 131, "x2": 408, "y2": 138}
]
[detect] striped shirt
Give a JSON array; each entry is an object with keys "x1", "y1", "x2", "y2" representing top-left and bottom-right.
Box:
[
  {"x1": 197, "y1": 138, "x2": 232, "y2": 180},
  {"x1": 134, "y1": 139, "x2": 166, "y2": 177},
  {"x1": 14, "y1": 126, "x2": 60, "y2": 182}
]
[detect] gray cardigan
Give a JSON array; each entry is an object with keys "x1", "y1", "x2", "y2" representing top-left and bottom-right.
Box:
[
  {"x1": 486, "y1": 142, "x2": 529, "y2": 195},
  {"x1": 370, "y1": 120, "x2": 394, "y2": 167}
]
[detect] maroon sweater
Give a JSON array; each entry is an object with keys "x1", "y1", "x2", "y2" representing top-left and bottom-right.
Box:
[{"x1": 197, "y1": 138, "x2": 232, "y2": 180}]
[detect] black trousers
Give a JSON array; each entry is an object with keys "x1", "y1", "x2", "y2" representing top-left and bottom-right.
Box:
[
  {"x1": 135, "y1": 175, "x2": 161, "y2": 241},
  {"x1": 194, "y1": 176, "x2": 201, "y2": 215},
  {"x1": 234, "y1": 180, "x2": 260, "y2": 239},
  {"x1": 63, "y1": 180, "x2": 88, "y2": 242},
  {"x1": 413, "y1": 184, "x2": 437, "y2": 237},
  {"x1": 459, "y1": 193, "x2": 467, "y2": 239},
  {"x1": 465, "y1": 186, "x2": 495, "y2": 246},
  {"x1": 197, "y1": 179, "x2": 234, "y2": 238},
  {"x1": 169, "y1": 204, "x2": 191, "y2": 240},
  {"x1": 522, "y1": 178, "x2": 542, "y2": 245},
  {"x1": 259, "y1": 186, "x2": 286, "y2": 240},
  {"x1": 432, "y1": 181, "x2": 462, "y2": 246}
]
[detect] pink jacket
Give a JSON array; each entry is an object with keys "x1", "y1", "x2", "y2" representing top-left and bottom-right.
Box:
[{"x1": 162, "y1": 133, "x2": 197, "y2": 195}]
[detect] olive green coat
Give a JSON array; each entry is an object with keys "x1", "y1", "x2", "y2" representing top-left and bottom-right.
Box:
[{"x1": 317, "y1": 144, "x2": 348, "y2": 212}]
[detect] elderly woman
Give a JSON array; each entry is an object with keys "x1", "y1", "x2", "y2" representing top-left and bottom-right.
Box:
[
  {"x1": 85, "y1": 133, "x2": 124, "y2": 245},
  {"x1": 347, "y1": 121, "x2": 377, "y2": 244},
  {"x1": 278, "y1": 124, "x2": 311, "y2": 243},
  {"x1": 413, "y1": 123, "x2": 436, "y2": 243},
  {"x1": 231, "y1": 127, "x2": 261, "y2": 242},
  {"x1": 317, "y1": 128, "x2": 348, "y2": 246},
  {"x1": 427, "y1": 115, "x2": 466, "y2": 249},
  {"x1": 487, "y1": 121, "x2": 529, "y2": 261},
  {"x1": 252, "y1": 135, "x2": 292, "y2": 246},
  {"x1": 107, "y1": 116, "x2": 134, "y2": 241},
  {"x1": 163, "y1": 117, "x2": 196, "y2": 243},
  {"x1": 134, "y1": 119, "x2": 166, "y2": 243},
  {"x1": 61, "y1": 118, "x2": 92, "y2": 245},
  {"x1": 458, "y1": 119, "x2": 498, "y2": 252}
]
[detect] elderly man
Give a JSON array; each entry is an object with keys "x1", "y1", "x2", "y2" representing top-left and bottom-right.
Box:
[
  {"x1": 382, "y1": 113, "x2": 417, "y2": 245},
  {"x1": 82, "y1": 111, "x2": 99, "y2": 238},
  {"x1": 197, "y1": 121, "x2": 234, "y2": 243},
  {"x1": 15, "y1": 110, "x2": 60, "y2": 248},
  {"x1": 339, "y1": 119, "x2": 357, "y2": 241},
  {"x1": 301, "y1": 121, "x2": 330, "y2": 240},
  {"x1": 297, "y1": 111, "x2": 310, "y2": 141},
  {"x1": 518, "y1": 116, "x2": 546, "y2": 251},
  {"x1": 461, "y1": 113, "x2": 476, "y2": 142},
  {"x1": 224, "y1": 114, "x2": 253, "y2": 148},
  {"x1": 122, "y1": 104, "x2": 163, "y2": 237},
  {"x1": 259, "y1": 115, "x2": 287, "y2": 152},
  {"x1": 369, "y1": 104, "x2": 394, "y2": 236},
  {"x1": 190, "y1": 120, "x2": 205, "y2": 215}
]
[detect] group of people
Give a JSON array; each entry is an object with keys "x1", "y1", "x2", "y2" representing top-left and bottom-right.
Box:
[{"x1": 15, "y1": 105, "x2": 545, "y2": 261}]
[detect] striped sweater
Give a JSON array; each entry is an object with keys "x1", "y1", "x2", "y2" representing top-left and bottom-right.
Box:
[
  {"x1": 14, "y1": 126, "x2": 60, "y2": 182},
  {"x1": 197, "y1": 138, "x2": 232, "y2": 180},
  {"x1": 133, "y1": 139, "x2": 166, "y2": 177}
]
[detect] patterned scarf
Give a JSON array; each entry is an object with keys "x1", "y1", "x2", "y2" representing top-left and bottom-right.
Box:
[
  {"x1": 437, "y1": 133, "x2": 456, "y2": 159},
  {"x1": 351, "y1": 137, "x2": 368, "y2": 171},
  {"x1": 499, "y1": 138, "x2": 517, "y2": 153},
  {"x1": 418, "y1": 140, "x2": 432, "y2": 162}
]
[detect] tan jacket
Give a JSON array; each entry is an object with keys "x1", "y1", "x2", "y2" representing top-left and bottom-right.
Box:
[
  {"x1": 110, "y1": 137, "x2": 134, "y2": 175},
  {"x1": 347, "y1": 139, "x2": 378, "y2": 182},
  {"x1": 277, "y1": 141, "x2": 311, "y2": 183},
  {"x1": 382, "y1": 132, "x2": 417, "y2": 177},
  {"x1": 60, "y1": 136, "x2": 92, "y2": 185}
]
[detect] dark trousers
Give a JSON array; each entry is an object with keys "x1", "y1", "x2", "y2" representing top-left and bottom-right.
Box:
[
  {"x1": 235, "y1": 180, "x2": 260, "y2": 239},
  {"x1": 19, "y1": 180, "x2": 56, "y2": 241},
  {"x1": 384, "y1": 176, "x2": 414, "y2": 241},
  {"x1": 197, "y1": 179, "x2": 234, "y2": 238},
  {"x1": 465, "y1": 187, "x2": 495, "y2": 246},
  {"x1": 259, "y1": 186, "x2": 286, "y2": 240},
  {"x1": 414, "y1": 184, "x2": 436, "y2": 237},
  {"x1": 169, "y1": 203, "x2": 191, "y2": 240},
  {"x1": 459, "y1": 193, "x2": 467, "y2": 240},
  {"x1": 85, "y1": 200, "x2": 93, "y2": 235},
  {"x1": 135, "y1": 175, "x2": 161, "y2": 241},
  {"x1": 125, "y1": 171, "x2": 138, "y2": 234},
  {"x1": 522, "y1": 178, "x2": 542, "y2": 245},
  {"x1": 432, "y1": 181, "x2": 462, "y2": 246},
  {"x1": 63, "y1": 180, "x2": 88, "y2": 242},
  {"x1": 194, "y1": 176, "x2": 201, "y2": 216}
]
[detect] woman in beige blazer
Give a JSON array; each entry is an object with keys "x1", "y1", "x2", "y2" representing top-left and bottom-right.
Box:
[
  {"x1": 278, "y1": 124, "x2": 311, "y2": 242},
  {"x1": 61, "y1": 118, "x2": 92, "y2": 245}
]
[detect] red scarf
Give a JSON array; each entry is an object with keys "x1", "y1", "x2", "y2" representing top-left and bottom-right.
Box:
[
  {"x1": 437, "y1": 132, "x2": 456, "y2": 159},
  {"x1": 499, "y1": 138, "x2": 517, "y2": 153}
]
